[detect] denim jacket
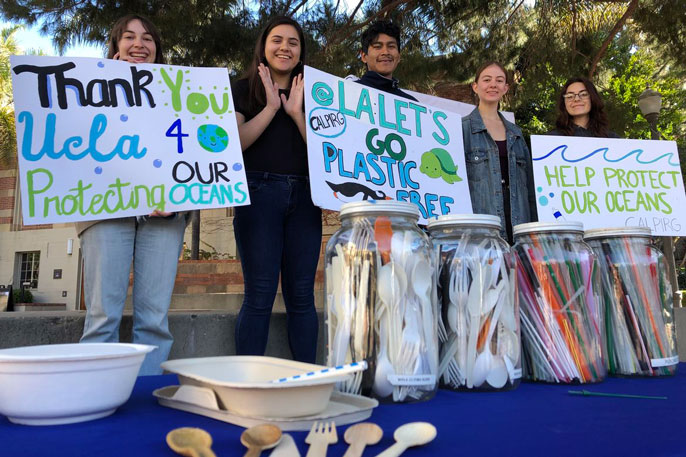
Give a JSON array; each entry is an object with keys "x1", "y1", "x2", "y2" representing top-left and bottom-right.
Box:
[{"x1": 462, "y1": 108, "x2": 537, "y2": 237}]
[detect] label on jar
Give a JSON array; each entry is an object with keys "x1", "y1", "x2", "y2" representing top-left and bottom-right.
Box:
[
  {"x1": 651, "y1": 356, "x2": 679, "y2": 367},
  {"x1": 388, "y1": 374, "x2": 436, "y2": 386},
  {"x1": 513, "y1": 368, "x2": 522, "y2": 379}
]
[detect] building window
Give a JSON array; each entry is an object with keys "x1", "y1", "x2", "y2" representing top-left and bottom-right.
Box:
[{"x1": 18, "y1": 251, "x2": 40, "y2": 289}]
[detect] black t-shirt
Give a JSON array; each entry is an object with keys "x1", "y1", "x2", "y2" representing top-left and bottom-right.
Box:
[
  {"x1": 495, "y1": 139, "x2": 512, "y2": 242},
  {"x1": 356, "y1": 71, "x2": 418, "y2": 101},
  {"x1": 232, "y1": 78, "x2": 308, "y2": 176}
]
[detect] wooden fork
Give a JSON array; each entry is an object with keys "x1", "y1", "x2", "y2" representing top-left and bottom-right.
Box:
[{"x1": 305, "y1": 421, "x2": 338, "y2": 457}]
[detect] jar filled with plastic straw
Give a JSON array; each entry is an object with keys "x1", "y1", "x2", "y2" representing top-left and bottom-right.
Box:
[
  {"x1": 428, "y1": 214, "x2": 519, "y2": 391},
  {"x1": 513, "y1": 222, "x2": 606, "y2": 383},
  {"x1": 585, "y1": 227, "x2": 677, "y2": 376},
  {"x1": 324, "y1": 201, "x2": 438, "y2": 403}
]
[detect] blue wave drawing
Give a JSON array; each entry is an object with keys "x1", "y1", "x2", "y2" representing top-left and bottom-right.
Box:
[{"x1": 533, "y1": 145, "x2": 679, "y2": 167}]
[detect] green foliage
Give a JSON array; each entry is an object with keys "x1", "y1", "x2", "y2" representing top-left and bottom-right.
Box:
[
  {"x1": 12, "y1": 288, "x2": 32, "y2": 304},
  {"x1": 0, "y1": 25, "x2": 19, "y2": 166}
]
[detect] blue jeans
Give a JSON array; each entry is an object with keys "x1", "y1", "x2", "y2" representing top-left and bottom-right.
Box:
[
  {"x1": 234, "y1": 172, "x2": 322, "y2": 363},
  {"x1": 79, "y1": 215, "x2": 186, "y2": 375}
]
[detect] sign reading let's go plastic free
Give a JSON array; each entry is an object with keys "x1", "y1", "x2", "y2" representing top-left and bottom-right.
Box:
[{"x1": 10, "y1": 55, "x2": 249, "y2": 225}]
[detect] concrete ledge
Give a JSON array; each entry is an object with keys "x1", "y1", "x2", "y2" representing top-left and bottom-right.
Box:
[
  {"x1": 14, "y1": 303, "x2": 67, "y2": 312},
  {"x1": 0, "y1": 310, "x2": 327, "y2": 364}
]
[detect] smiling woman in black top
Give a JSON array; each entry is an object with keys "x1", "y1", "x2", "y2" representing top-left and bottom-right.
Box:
[{"x1": 231, "y1": 16, "x2": 321, "y2": 363}]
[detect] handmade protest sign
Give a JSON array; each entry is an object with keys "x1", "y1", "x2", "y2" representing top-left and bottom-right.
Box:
[
  {"x1": 10, "y1": 55, "x2": 249, "y2": 225},
  {"x1": 531, "y1": 135, "x2": 686, "y2": 236},
  {"x1": 305, "y1": 66, "x2": 472, "y2": 223}
]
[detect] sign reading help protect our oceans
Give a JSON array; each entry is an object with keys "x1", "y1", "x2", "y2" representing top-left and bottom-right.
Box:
[
  {"x1": 10, "y1": 55, "x2": 249, "y2": 225},
  {"x1": 531, "y1": 135, "x2": 686, "y2": 236},
  {"x1": 304, "y1": 66, "x2": 472, "y2": 223}
]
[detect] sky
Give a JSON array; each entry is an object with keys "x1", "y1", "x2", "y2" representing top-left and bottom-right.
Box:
[
  {"x1": 1, "y1": 20, "x2": 105, "y2": 57},
  {"x1": 2, "y1": 1, "x2": 362, "y2": 58}
]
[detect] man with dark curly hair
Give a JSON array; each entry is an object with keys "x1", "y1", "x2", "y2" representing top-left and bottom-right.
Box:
[{"x1": 356, "y1": 20, "x2": 417, "y2": 101}]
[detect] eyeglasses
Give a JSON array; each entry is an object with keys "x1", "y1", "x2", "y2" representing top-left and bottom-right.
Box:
[{"x1": 563, "y1": 90, "x2": 590, "y2": 101}]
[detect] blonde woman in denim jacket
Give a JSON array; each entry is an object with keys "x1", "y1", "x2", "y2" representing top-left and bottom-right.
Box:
[{"x1": 462, "y1": 61, "x2": 537, "y2": 242}]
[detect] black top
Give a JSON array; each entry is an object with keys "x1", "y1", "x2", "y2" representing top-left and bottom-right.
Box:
[
  {"x1": 495, "y1": 139, "x2": 512, "y2": 242},
  {"x1": 232, "y1": 78, "x2": 308, "y2": 176},
  {"x1": 356, "y1": 71, "x2": 417, "y2": 101},
  {"x1": 547, "y1": 124, "x2": 621, "y2": 138}
]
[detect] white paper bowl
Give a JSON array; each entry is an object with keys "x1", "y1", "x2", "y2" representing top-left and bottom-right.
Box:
[
  {"x1": 0, "y1": 343, "x2": 155, "y2": 425},
  {"x1": 161, "y1": 356, "x2": 351, "y2": 418}
]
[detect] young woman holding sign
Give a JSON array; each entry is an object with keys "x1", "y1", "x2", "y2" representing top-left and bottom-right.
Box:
[
  {"x1": 77, "y1": 15, "x2": 187, "y2": 375},
  {"x1": 548, "y1": 77, "x2": 620, "y2": 138},
  {"x1": 231, "y1": 16, "x2": 321, "y2": 363},
  {"x1": 462, "y1": 61, "x2": 537, "y2": 242}
]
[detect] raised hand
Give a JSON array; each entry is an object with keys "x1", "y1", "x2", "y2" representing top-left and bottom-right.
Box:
[
  {"x1": 258, "y1": 63, "x2": 282, "y2": 112},
  {"x1": 281, "y1": 73, "x2": 304, "y2": 120}
]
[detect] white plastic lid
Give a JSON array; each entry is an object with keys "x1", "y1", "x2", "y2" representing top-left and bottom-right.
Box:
[
  {"x1": 427, "y1": 214, "x2": 501, "y2": 231},
  {"x1": 513, "y1": 221, "x2": 584, "y2": 237},
  {"x1": 584, "y1": 226, "x2": 652, "y2": 240},
  {"x1": 339, "y1": 200, "x2": 420, "y2": 219}
]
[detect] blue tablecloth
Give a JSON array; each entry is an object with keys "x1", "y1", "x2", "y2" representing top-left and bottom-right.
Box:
[{"x1": 2, "y1": 365, "x2": 685, "y2": 457}]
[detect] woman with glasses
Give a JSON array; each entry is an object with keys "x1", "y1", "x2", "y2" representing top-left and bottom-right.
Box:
[{"x1": 548, "y1": 77, "x2": 620, "y2": 138}]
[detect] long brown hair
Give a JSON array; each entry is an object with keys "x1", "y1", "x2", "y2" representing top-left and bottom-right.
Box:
[
  {"x1": 555, "y1": 77, "x2": 610, "y2": 137},
  {"x1": 243, "y1": 16, "x2": 306, "y2": 114},
  {"x1": 107, "y1": 14, "x2": 164, "y2": 64},
  {"x1": 471, "y1": 61, "x2": 510, "y2": 105}
]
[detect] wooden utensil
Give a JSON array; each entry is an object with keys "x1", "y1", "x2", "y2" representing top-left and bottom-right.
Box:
[
  {"x1": 343, "y1": 422, "x2": 383, "y2": 457},
  {"x1": 374, "y1": 422, "x2": 436, "y2": 457},
  {"x1": 240, "y1": 423, "x2": 282, "y2": 457},
  {"x1": 166, "y1": 427, "x2": 216, "y2": 457},
  {"x1": 305, "y1": 421, "x2": 338, "y2": 457}
]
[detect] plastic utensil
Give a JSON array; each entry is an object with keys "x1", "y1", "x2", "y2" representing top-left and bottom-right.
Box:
[
  {"x1": 343, "y1": 422, "x2": 383, "y2": 457},
  {"x1": 374, "y1": 422, "x2": 437, "y2": 457},
  {"x1": 240, "y1": 423, "x2": 282, "y2": 457},
  {"x1": 166, "y1": 427, "x2": 217, "y2": 457},
  {"x1": 568, "y1": 390, "x2": 668, "y2": 400},
  {"x1": 270, "y1": 361, "x2": 367, "y2": 384},
  {"x1": 373, "y1": 317, "x2": 395, "y2": 398}
]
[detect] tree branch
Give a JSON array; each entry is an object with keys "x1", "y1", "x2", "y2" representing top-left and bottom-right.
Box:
[
  {"x1": 288, "y1": 0, "x2": 308, "y2": 15},
  {"x1": 322, "y1": 0, "x2": 412, "y2": 53},
  {"x1": 588, "y1": 0, "x2": 638, "y2": 78}
]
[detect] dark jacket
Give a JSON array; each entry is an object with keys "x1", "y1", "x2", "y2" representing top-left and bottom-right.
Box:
[
  {"x1": 462, "y1": 108, "x2": 537, "y2": 237},
  {"x1": 356, "y1": 71, "x2": 417, "y2": 101}
]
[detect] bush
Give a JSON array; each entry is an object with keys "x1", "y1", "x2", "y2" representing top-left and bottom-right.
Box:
[{"x1": 12, "y1": 288, "x2": 33, "y2": 304}]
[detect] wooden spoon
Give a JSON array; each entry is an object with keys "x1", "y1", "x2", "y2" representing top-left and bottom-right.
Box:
[
  {"x1": 166, "y1": 427, "x2": 216, "y2": 457},
  {"x1": 240, "y1": 423, "x2": 283, "y2": 457},
  {"x1": 342, "y1": 422, "x2": 383, "y2": 457},
  {"x1": 375, "y1": 422, "x2": 437, "y2": 457}
]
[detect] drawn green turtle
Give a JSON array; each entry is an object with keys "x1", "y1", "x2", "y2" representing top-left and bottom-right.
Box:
[{"x1": 419, "y1": 147, "x2": 463, "y2": 184}]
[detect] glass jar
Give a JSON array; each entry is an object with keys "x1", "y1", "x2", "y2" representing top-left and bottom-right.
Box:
[
  {"x1": 513, "y1": 222, "x2": 606, "y2": 383},
  {"x1": 427, "y1": 215, "x2": 519, "y2": 391},
  {"x1": 585, "y1": 227, "x2": 677, "y2": 377},
  {"x1": 324, "y1": 201, "x2": 438, "y2": 403}
]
